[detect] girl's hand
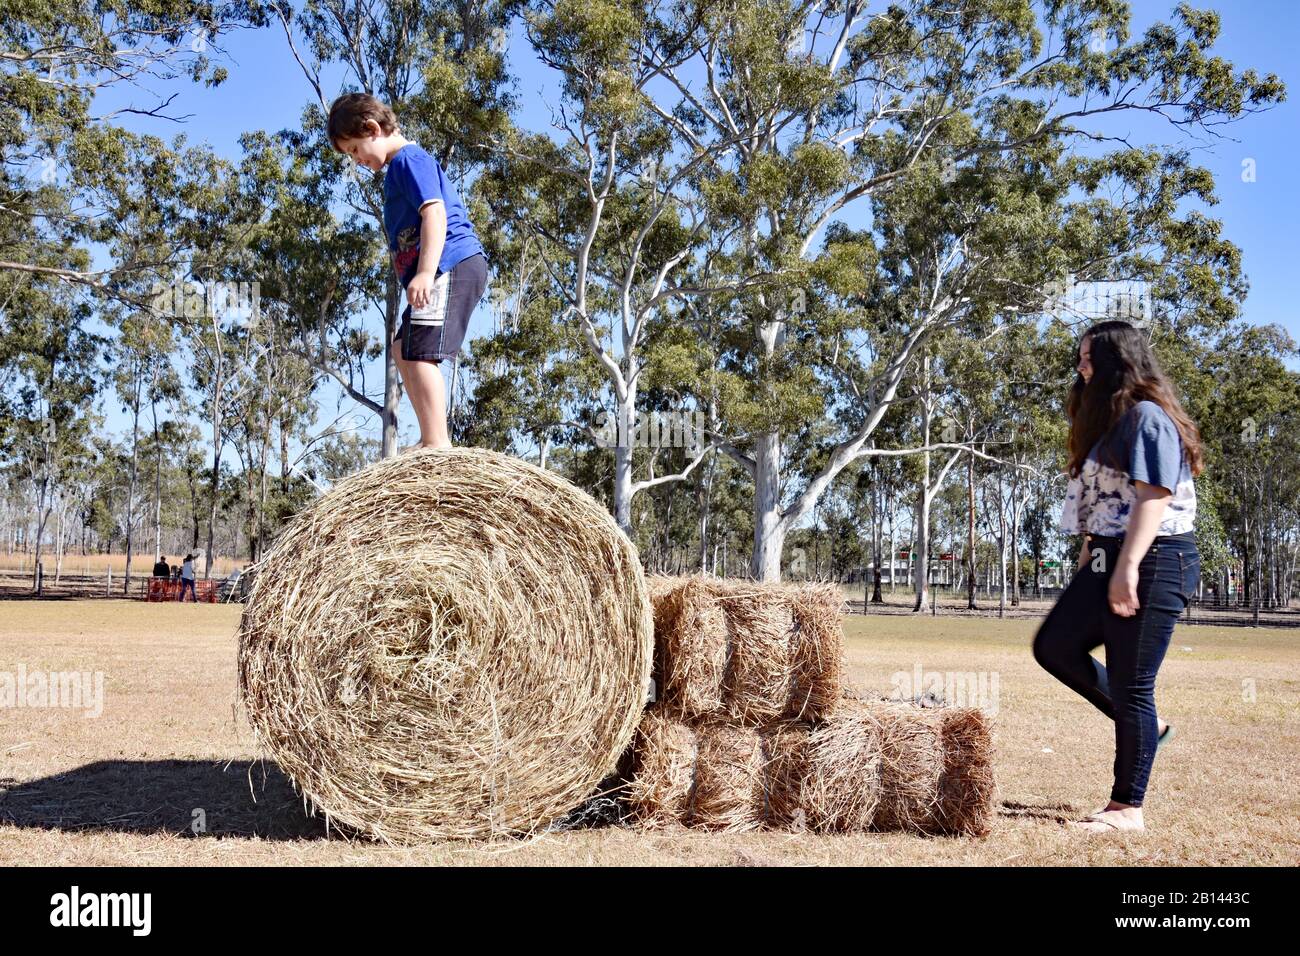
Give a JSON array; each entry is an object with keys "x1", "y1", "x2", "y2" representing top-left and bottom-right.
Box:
[
  {"x1": 1109, "y1": 561, "x2": 1140, "y2": 616},
  {"x1": 407, "y1": 270, "x2": 436, "y2": 310}
]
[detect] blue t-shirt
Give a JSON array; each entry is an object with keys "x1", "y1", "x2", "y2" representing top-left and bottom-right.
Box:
[
  {"x1": 382, "y1": 144, "x2": 484, "y2": 288},
  {"x1": 1060, "y1": 400, "x2": 1197, "y2": 536}
]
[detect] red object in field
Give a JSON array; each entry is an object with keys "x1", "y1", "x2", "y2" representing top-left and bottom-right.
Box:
[{"x1": 144, "y1": 577, "x2": 217, "y2": 602}]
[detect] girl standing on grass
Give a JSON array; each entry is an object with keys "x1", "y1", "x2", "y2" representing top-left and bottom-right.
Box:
[{"x1": 1033, "y1": 319, "x2": 1204, "y2": 834}]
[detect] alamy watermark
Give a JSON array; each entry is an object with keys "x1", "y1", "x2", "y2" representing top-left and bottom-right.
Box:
[
  {"x1": 1042, "y1": 276, "x2": 1152, "y2": 325},
  {"x1": 49, "y1": 886, "x2": 151, "y2": 936},
  {"x1": 151, "y1": 278, "x2": 261, "y2": 323},
  {"x1": 594, "y1": 407, "x2": 705, "y2": 454},
  {"x1": 0, "y1": 666, "x2": 104, "y2": 718},
  {"x1": 889, "y1": 662, "x2": 999, "y2": 713}
]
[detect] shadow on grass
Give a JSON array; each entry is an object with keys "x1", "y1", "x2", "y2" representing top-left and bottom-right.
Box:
[
  {"x1": 0, "y1": 760, "x2": 328, "y2": 840},
  {"x1": 0, "y1": 762, "x2": 630, "y2": 841},
  {"x1": 1000, "y1": 799, "x2": 1080, "y2": 823}
]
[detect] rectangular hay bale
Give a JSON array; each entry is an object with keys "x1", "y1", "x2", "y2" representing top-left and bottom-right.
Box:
[
  {"x1": 645, "y1": 574, "x2": 844, "y2": 725},
  {"x1": 622, "y1": 699, "x2": 995, "y2": 838}
]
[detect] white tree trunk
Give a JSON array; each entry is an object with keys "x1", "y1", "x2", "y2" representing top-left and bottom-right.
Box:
[
  {"x1": 613, "y1": 390, "x2": 636, "y2": 534},
  {"x1": 382, "y1": 282, "x2": 400, "y2": 458},
  {"x1": 751, "y1": 429, "x2": 784, "y2": 581}
]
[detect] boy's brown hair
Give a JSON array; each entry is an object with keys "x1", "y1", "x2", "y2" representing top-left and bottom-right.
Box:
[{"x1": 327, "y1": 92, "x2": 399, "y2": 151}]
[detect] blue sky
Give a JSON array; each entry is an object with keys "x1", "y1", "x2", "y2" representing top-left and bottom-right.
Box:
[{"x1": 80, "y1": 1, "x2": 1300, "y2": 454}]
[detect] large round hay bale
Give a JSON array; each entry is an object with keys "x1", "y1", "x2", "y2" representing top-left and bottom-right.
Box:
[{"x1": 236, "y1": 447, "x2": 654, "y2": 844}]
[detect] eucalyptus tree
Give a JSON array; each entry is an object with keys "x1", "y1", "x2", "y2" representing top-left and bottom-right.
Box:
[
  {"x1": 1, "y1": 1, "x2": 266, "y2": 298},
  {"x1": 474, "y1": 0, "x2": 749, "y2": 533},
  {"x1": 626, "y1": 0, "x2": 1282, "y2": 580},
  {"x1": 1199, "y1": 323, "x2": 1300, "y2": 607},
  {"x1": 2, "y1": 288, "x2": 104, "y2": 591},
  {"x1": 108, "y1": 308, "x2": 179, "y2": 592}
]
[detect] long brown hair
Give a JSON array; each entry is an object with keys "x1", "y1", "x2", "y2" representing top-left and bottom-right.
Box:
[{"x1": 1066, "y1": 320, "x2": 1204, "y2": 480}]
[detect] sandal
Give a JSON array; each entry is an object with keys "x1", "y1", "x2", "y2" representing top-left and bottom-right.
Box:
[{"x1": 1156, "y1": 723, "x2": 1175, "y2": 751}]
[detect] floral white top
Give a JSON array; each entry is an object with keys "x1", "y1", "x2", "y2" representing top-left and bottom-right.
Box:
[{"x1": 1060, "y1": 400, "x2": 1197, "y2": 537}]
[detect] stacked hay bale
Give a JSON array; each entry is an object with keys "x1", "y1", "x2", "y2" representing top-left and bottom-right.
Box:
[
  {"x1": 649, "y1": 576, "x2": 843, "y2": 723},
  {"x1": 624, "y1": 575, "x2": 996, "y2": 837}
]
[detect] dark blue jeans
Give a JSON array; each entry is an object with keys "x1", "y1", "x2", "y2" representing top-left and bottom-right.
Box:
[
  {"x1": 178, "y1": 578, "x2": 197, "y2": 602},
  {"x1": 1032, "y1": 531, "x2": 1200, "y2": 807}
]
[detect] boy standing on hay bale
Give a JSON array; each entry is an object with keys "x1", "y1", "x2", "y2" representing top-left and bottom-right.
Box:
[{"x1": 327, "y1": 93, "x2": 489, "y2": 451}]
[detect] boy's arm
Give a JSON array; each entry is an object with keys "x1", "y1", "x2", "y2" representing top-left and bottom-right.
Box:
[
  {"x1": 416, "y1": 199, "x2": 447, "y2": 278},
  {"x1": 389, "y1": 149, "x2": 447, "y2": 307},
  {"x1": 407, "y1": 199, "x2": 446, "y2": 309}
]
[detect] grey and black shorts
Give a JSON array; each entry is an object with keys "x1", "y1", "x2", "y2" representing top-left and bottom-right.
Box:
[{"x1": 393, "y1": 252, "x2": 489, "y2": 363}]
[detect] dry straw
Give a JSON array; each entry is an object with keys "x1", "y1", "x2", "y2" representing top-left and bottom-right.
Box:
[
  {"x1": 925, "y1": 706, "x2": 998, "y2": 837},
  {"x1": 623, "y1": 700, "x2": 995, "y2": 837},
  {"x1": 783, "y1": 584, "x2": 844, "y2": 720},
  {"x1": 622, "y1": 707, "x2": 696, "y2": 829},
  {"x1": 855, "y1": 700, "x2": 945, "y2": 832},
  {"x1": 651, "y1": 577, "x2": 729, "y2": 717},
  {"x1": 692, "y1": 721, "x2": 769, "y2": 831},
  {"x1": 237, "y1": 447, "x2": 654, "y2": 844},
  {"x1": 819, "y1": 699, "x2": 997, "y2": 837},
  {"x1": 720, "y1": 584, "x2": 796, "y2": 724},
  {"x1": 646, "y1": 575, "x2": 843, "y2": 724},
  {"x1": 802, "y1": 705, "x2": 884, "y2": 832},
  {"x1": 624, "y1": 709, "x2": 812, "y2": 832},
  {"x1": 760, "y1": 721, "x2": 814, "y2": 828}
]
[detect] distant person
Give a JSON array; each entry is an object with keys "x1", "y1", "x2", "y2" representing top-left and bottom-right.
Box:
[
  {"x1": 178, "y1": 554, "x2": 198, "y2": 602},
  {"x1": 171, "y1": 563, "x2": 181, "y2": 582},
  {"x1": 1033, "y1": 320, "x2": 1202, "y2": 835},
  {"x1": 152, "y1": 556, "x2": 170, "y2": 578}
]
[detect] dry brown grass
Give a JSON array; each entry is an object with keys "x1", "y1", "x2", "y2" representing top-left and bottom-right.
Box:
[{"x1": 1, "y1": 598, "x2": 1297, "y2": 865}]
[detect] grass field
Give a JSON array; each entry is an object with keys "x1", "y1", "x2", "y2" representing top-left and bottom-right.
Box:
[{"x1": 1, "y1": 599, "x2": 1296, "y2": 866}]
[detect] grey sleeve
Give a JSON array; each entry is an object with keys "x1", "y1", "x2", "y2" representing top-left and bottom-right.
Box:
[{"x1": 1128, "y1": 403, "x2": 1182, "y2": 493}]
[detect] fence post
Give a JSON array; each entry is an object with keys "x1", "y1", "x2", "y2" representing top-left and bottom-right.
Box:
[{"x1": 106, "y1": 566, "x2": 111, "y2": 597}]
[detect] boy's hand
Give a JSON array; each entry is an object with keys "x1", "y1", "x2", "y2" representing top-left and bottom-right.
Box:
[{"x1": 407, "y1": 269, "x2": 437, "y2": 310}]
